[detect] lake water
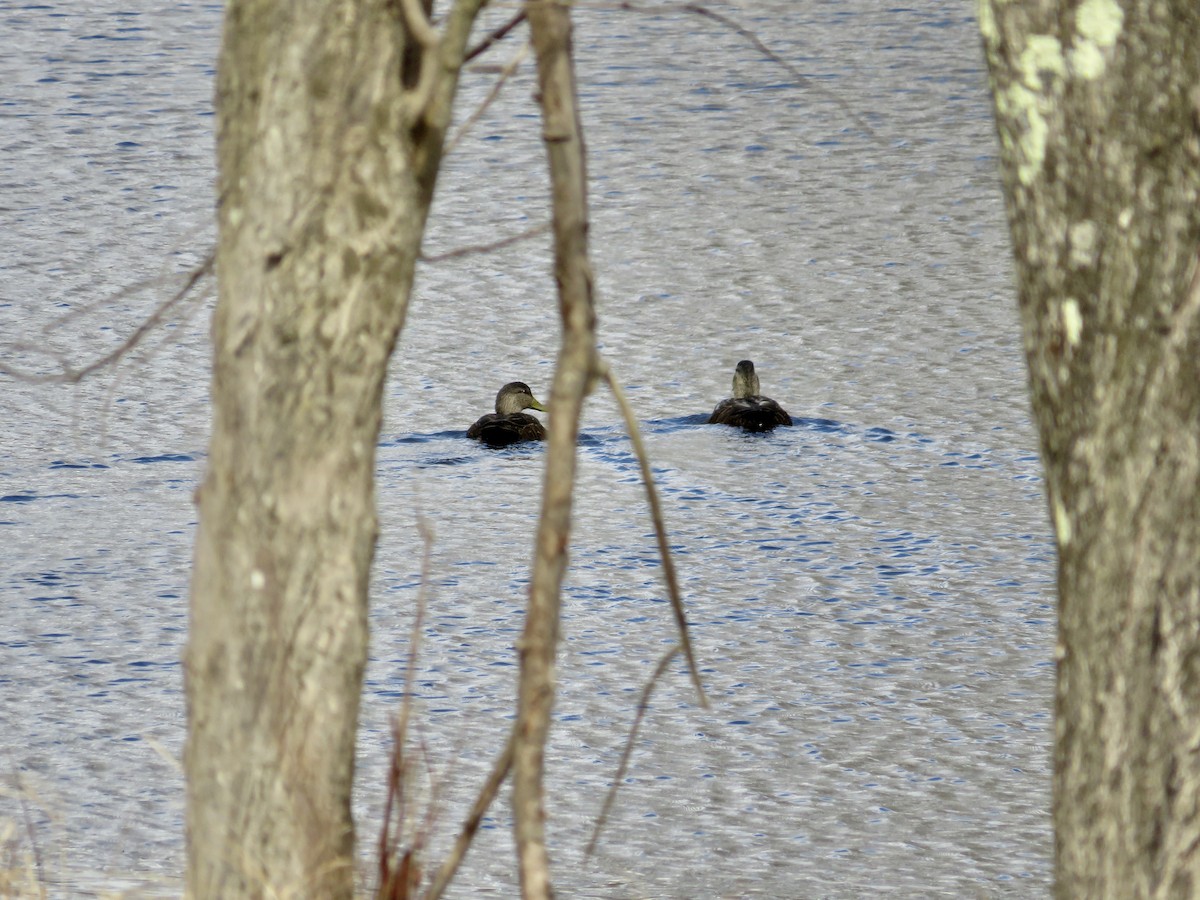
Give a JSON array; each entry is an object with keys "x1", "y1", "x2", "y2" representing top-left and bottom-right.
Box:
[{"x1": 0, "y1": 1, "x2": 1054, "y2": 896}]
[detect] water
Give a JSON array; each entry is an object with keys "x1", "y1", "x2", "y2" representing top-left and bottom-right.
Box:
[{"x1": 0, "y1": 1, "x2": 1053, "y2": 896}]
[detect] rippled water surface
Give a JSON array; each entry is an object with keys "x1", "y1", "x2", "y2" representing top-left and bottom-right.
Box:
[{"x1": 1, "y1": 1, "x2": 1053, "y2": 896}]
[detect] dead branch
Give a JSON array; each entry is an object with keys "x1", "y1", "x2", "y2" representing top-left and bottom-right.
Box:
[
  {"x1": 420, "y1": 221, "x2": 550, "y2": 263},
  {"x1": 377, "y1": 518, "x2": 435, "y2": 899},
  {"x1": 0, "y1": 251, "x2": 215, "y2": 384},
  {"x1": 598, "y1": 359, "x2": 707, "y2": 707},
  {"x1": 447, "y1": 39, "x2": 532, "y2": 156},
  {"x1": 92, "y1": 270, "x2": 211, "y2": 446},
  {"x1": 423, "y1": 729, "x2": 515, "y2": 900},
  {"x1": 404, "y1": 0, "x2": 490, "y2": 134},
  {"x1": 400, "y1": 0, "x2": 439, "y2": 49},
  {"x1": 514, "y1": 0, "x2": 599, "y2": 896},
  {"x1": 605, "y1": 1, "x2": 877, "y2": 139},
  {"x1": 466, "y1": 8, "x2": 528, "y2": 63},
  {"x1": 584, "y1": 645, "x2": 681, "y2": 857}
]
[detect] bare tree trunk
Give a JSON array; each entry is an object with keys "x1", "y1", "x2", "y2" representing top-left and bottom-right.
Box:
[
  {"x1": 186, "y1": 1, "x2": 482, "y2": 895},
  {"x1": 513, "y1": 1, "x2": 597, "y2": 897},
  {"x1": 979, "y1": 2, "x2": 1200, "y2": 896}
]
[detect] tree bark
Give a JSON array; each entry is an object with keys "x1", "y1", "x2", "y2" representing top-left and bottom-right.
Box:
[
  {"x1": 186, "y1": 1, "x2": 482, "y2": 895},
  {"x1": 513, "y1": 1, "x2": 598, "y2": 897},
  {"x1": 979, "y1": 1, "x2": 1200, "y2": 896}
]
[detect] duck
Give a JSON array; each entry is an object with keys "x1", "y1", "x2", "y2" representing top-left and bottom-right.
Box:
[
  {"x1": 708, "y1": 360, "x2": 793, "y2": 432},
  {"x1": 467, "y1": 381, "x2": 548, "y2": 446}
]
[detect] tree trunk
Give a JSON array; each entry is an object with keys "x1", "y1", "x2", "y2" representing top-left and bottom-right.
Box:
[
  {"x1": 186, "y1": 1, "x2": 481, "y2": 895},
  {"x1": 979, "y1": 2, "x2": 1200, "y2": 896}
]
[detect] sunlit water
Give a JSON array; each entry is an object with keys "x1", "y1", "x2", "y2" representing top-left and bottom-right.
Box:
[{"x1": 0, "y1": 1, "x2": 1053, "y2": 896}]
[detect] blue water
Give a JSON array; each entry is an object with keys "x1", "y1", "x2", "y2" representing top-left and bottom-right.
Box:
[{"x1": 0, "y1": 0, "x2": 1053, "y2": 896}]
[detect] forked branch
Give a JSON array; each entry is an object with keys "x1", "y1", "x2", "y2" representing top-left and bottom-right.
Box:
[{"x1": 0, "y1": 251, "x2": 215, "y2": 384}]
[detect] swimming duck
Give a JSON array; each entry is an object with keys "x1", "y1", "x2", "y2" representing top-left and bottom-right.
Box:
[
  {"x1": 467, "y1": 382, "x2": 548, "y2": 446},
  {"x1": 708, "y1": 360, "x2": 793, "y2": 432}
]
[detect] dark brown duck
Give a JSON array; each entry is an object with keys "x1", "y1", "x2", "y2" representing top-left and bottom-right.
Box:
[
  {"x1": 467, "y1": 382, "x2": 547, "y2": 447},
  {"x1": 708, "y1": 360, "x2": 792, "y2": 433}
]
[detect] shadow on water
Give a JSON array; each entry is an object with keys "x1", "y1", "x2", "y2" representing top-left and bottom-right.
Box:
[
  {"x1": 384, "y1": 416, "x2": 1041, "y2": 497},
  {"x1": 389, "y1": 429, "x2": 556, "y2": 467}
]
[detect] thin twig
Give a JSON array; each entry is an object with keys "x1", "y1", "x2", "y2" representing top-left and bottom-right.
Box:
[
  {"x1": 609, "y1": 1, "x2": 877, "y2": 139},
  {"x1": 399, "y1": 518, "x2": 435, "y2": 748},
  {"x1": 447, "y1": 39, "x2": 531, "y2": 157},
  {"x1": 0, "y1": 251, "x2": 215, "y2": 384},
  {"x1": 377, "y1": 731, "x2": 404, "y2": 897},
  {"x1": 96, "y1": 273, "x2": 213, "y2": 448},
  {"x1": 599, "y1": 359, "x2": 707, "y2": 707},
  {"x1": 423, "y1": 728, "x2": 515, "y2": 900},
  {"x1": 377, "y1": 517, "x2": 435, "y2": 899},
  {"x1": 465, "y1": 8, "x2": 527, "y2": 63},
  {"x1": 411, "y1": 734, "x2": 444, "y2": 895},
  {"x1": 419, "y1": 221, "x2": 550, "y2": 262},
  {"x1": 585, "y1": 645, "x2": 681, "y2": 857},
  {"x1": 42, "y1": 220, "x2": 214, "y2": 334},
  {"x1": 13, "y1": 771, "x2": 45, "y2": 893}
]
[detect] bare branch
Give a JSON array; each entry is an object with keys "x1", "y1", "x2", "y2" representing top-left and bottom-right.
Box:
[
  {"x1": 400, "y1": 0, "x2": 492, "y2": 189},
  {"x1": 584, "y1": 645, "x2": 681, "y2": 858},
  {"x1": 423, "y1": 728, "x2": 515, "y2": 900},
  {"x1": 399, "y1": 517, "x2": 435, "y2": 747},
  {"x1": 466, "y1": 8, "x2": 528, "y2": 63},
  {"x1": 514, "y1": 1, "x2": 599, "y2": 895},
  {"x1": 420, "y1": 221, "x2": 550, "y2": 263},
  {"x1": 0, "y1": 251, "x2": 215, "y2": 384},
  {"x1": 605, "y1": 1, "x2": 877, "y2": 139},
  {"x1": 404, "y1": 41, "x2": 443, "y2": 124},
  {"x1": 440, "y1": 0, "x2": 493, "y2": 75},
  {"x1": 599, "y1": 359, "x2": 707, "y2": 707},
  {"x1": 448, "y1": 39, "x2": 532, "y2": 156},
  {"x1": 377, "y1": 518, "x2": 434, "y2": 899},
  {"x1": 92, "y1": 271, "x2": 212, "y2": 447}
]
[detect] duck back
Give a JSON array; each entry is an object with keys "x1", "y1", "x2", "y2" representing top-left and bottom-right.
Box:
[
  {"x1": 467, "y1": 412, "x2": 547, "y2": 447},
  {"x1": 708, "y1": 397, "x2": 792, "y2": 433}
]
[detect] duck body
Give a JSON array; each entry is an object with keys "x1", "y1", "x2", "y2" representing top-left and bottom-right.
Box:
[
  {"x1": 708, "y1": 360, "x2": 792, "y2": 433},
  {"x1": 467, "y1": 412, "x2": 547, "y2": 446},
  {"x1": 709, "y1": 396, "x2": 793, "y2": 432},
  {"x1": 468, "y1": 382, "x2": 547, "y2": 447}
]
